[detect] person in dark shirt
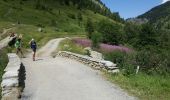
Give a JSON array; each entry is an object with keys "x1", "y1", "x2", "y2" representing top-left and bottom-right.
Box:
[{"x1": 29, "y1": 38, "x2": 37, "y2": 61}]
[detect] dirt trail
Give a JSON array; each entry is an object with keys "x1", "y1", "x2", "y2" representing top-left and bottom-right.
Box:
[
  {"x1": 37, "y1": 38, "x2": 64, "y2": 57},
  {"x1": 21, "y1": 38, "x2": 136, "y2": 100}
]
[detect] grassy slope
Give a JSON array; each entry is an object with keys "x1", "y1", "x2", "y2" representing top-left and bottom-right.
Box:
[{"x1": 0, "y1": 0, "x2": 113, "y2": 47}]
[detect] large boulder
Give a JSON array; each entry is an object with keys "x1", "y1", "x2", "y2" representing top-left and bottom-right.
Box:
[
  {"x1": 84, "y1": 47, "x2": 103, "y2": 60},
  {"x1": 101, "y1": 61, "x2": 117, "y2": 67},
  {"x1": 90, "y1": 51, "x2": 103, "y2": 60}
]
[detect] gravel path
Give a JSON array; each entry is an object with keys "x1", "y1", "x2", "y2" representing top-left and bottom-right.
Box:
[{"x1": 21, "y1": 38, "x2": 136, "y2": 100}]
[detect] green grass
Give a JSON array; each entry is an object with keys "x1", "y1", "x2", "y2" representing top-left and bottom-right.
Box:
[
  {"x1": 104, "y1": 73, "x2": 170, "y2": 100},
  {"x1": 58, "y1": 39, "x2": 86, "y2": 55},
  {"x1": 0, "y1": 21, "x2": 14, "y2": 31}
]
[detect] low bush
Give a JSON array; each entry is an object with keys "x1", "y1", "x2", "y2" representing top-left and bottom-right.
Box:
[
  {"x1": 104, "y1": 48, "x2": 170, "y2": 76},
  {"x1": 50, "y1": 19, "x2": 57, "y2": 27},
  {"x1": 104, "y1": 51, "x2": 136, "y2": 75},
  {"x1": 136, "y1": 48, "x2": 170, "y2": 75},
  {"x1": 67, "y1": 13, "x2": 76, "y2": 19}
]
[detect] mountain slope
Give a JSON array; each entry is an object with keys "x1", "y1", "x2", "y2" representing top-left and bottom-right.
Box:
[
  {"x1": 138, "y1": 1, "x2": 170, "y2": 29},
  {"x1": 0, "y1": 0, "x2": 122, "y2": 48}
]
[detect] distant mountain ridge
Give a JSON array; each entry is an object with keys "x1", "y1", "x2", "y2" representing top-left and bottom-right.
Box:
[
  {"x1": 138, "y1": 1, "x2": 170, "y2": 29},
  {"x1": 126, "y1": 18, "x2": 148, "y2": 24}
]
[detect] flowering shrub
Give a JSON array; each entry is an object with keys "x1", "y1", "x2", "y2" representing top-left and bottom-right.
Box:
[
  {"x1": 100, "y1": 44, "x2": 132, "y2": 53},
  {"x1": 72, "y1": 38, "x2": 132, "y2": 53},
  {"x1": 72, "y1": 38, "x2": 91, "y2": 47}
]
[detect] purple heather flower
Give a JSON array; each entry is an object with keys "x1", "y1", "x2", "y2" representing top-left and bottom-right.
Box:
[
  {"x1": 100, "y1": 44, "x2": 132, "y2": 53},
  {"x1": 72, "y1": 38, "x2": 132, "y2": 53},
  {"x1": 72, "y1": 38, "x2": 91, "y2": 47}
]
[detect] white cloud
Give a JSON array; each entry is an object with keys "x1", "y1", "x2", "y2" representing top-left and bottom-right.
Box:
[{"x1": 162, "y1": 0, "x2": 170, "y2": 4}]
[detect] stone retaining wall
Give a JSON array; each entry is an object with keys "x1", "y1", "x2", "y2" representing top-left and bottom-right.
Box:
[
  {"x1": 1, "y1": 53, "x2": 25, "y2": 100},
  {"x1": 57, "y1": 51, "x2": 119, "y2": 73}
]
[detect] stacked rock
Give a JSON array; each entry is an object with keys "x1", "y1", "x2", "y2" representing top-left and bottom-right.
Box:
[
  {"x1": 1, "y1": 53, "x2": 25, "y2": 100},
  {"x1": 57, "y1": 51, "x2": 119, "y2": 73}
]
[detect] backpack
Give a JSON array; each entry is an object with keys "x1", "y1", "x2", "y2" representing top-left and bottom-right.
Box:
[
  {"x1": 8, "y1": 37, "x2": 17, "y2": 47},
  {"x1": 15, "y1": 40, "x2": 20, "y2": 48},
  {"x1": 31, "y1": 41, "x2": 37, "y2": 49}
]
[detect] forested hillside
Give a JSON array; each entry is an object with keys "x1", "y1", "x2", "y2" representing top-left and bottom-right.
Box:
[{"x1": 0, "y1": 0, "x2": 123, "y2": 25}]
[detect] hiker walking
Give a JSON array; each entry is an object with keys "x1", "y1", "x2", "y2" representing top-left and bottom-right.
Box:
[
  {"x1": 29, "y1": 38, "x2": 37, "y2": 61},
  {"x1": 15, "y1": 34, "x2": 24, "y2": 57}
]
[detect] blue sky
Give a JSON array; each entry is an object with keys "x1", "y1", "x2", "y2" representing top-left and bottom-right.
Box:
[{"x1": 101, "y1": 0, "x2": 164, "y2": 19}]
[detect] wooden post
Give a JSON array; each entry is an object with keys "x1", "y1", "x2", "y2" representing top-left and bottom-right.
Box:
[{"x1": 136, "y1": 66, "x2": 140, "y2": 74}]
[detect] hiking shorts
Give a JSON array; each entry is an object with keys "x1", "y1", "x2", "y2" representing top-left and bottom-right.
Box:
[
  {"x1": 32, "y1": 48, "x2": 36, "y2": 52},
  {"x1": 16, "y1": 47, "x2": 22, "y2": 51}
]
